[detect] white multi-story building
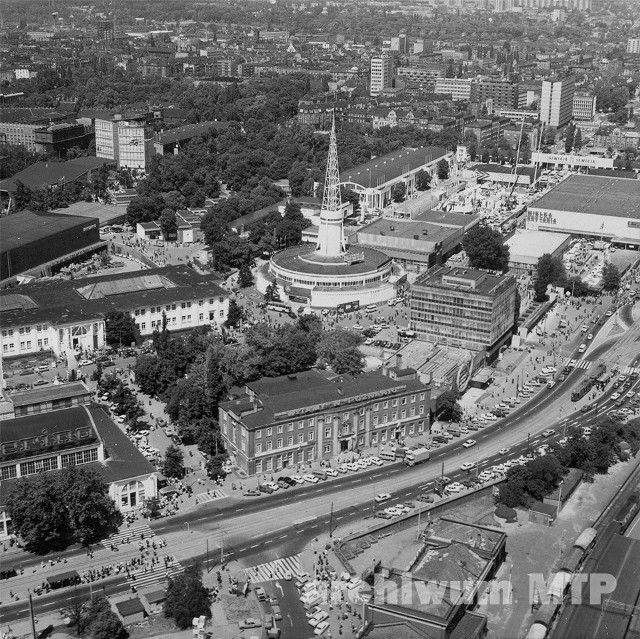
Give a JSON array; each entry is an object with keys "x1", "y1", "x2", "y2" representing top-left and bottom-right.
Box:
[
  {"x1": 572, "y1": 93, "x2": 597, "y2": 121},
  {"x1": 627, "y1": 38, "x2": 640, "y2": 54},
  {"x1": 370, "y1": 56, "x2": 393, "y2": 96},
  {"x1": 434, "y1": 78, "x2": 476, "y2": 101},
  {"x1": 95, "y1": 113, "x2": 154, "y2": 171},
  {"x1": 540, "y1": 76, "x2": 575, "y2": 128},
  {"x1": 0, "y1": 266, "x2": 229, "y2": 359}
]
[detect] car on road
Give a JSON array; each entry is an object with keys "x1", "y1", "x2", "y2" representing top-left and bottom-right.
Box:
[
  {"x1": 79, "y1": 359, "x2": 93, "y2": 367},
  {"x1": 335, "y1": 466, "x2": 348, "y2": 474},
  {"x1": 558, "y1": 437, "x2": 568, "y2": 445},
  {"x1": 33, "y1": 379, "x2": 49, "y2": 386},
  {"x1": 462, "y1": 439, "x2": 477, "y2": 448},
  {"x1": 279, "y1": 476, "x2": 297, "y2": 487},
  {"x1": 460, "y1": 462, "x2": 476, "y2": 472},
  {"x1": 542, "y1": 429, "x2": 556, "y2": 437},
  {"x1": 258, "y1": 484, "x2": 274, "y2": 494},
  {"x1": 417, "y1": 493, "x2": 434, "y2": 503},
  {"x1": 272, "y1": 604, "x2": 283, "y2": 621},
  {"x1": 369, "y1": 456, "x2": 383, "y2": 466},
  {"x1": 606, "y1": 310, "x2": 613, "y2": 317},
  {"x1": 385, "y1": 506, "x2": 403, "y2": 517},
  {"x1": 492, "y1": 464, "x2": 507, "y2": 474},
  {"x1": 352, "y1": 324, "x2": 363, "y2": 331},
  {"x1": 578, "y1": 344, "x2": 587, "y2": 353},
  {"x1": 445, "y1": 482, "x2": 464, "y2": 494},
  {"x1": 375, "y1": 492, "x2": 392, "y2": 503},
  {"x1": 587, "y1": 333, "x2": 593, "y2": 340},
  {"x1": 263, "y1": 482, "x2": 280, "y2": 492},
  {"x1": 345, "y1": 462, "x2": 359, "y2": 471},
  {"x1": 498, "y1": 448, "x2": 510, "y2": 455},
  {"x1": 277, "y1": 479, "x2": 290, "y2": 489},
  {"x1": 239, "y1": 618, "x2": 261, "y2": 629},
  {"x1": 309, "y1": 611, "x2": 330, "y2": 627},
  {"x1": 325, "y1": 468, "x2": 338, "y2": 477},
  {"x1": 376, "y1": 511, "x2": 392, "y2": 519},
  {"x1": 243, "y1": 489, "x2": 261, "y2": 497},
  {"x1": 356, "y1": 459, "x2": 369, "y2": 469},
  {"x1": 478, "y1": 471, "x2": 493, "y2": 481},
  {"x1": 581, "y1": 325, "x2": 589, "y2": 333},
  {"x1": 627, "y1": 391, "x2": 636, "y2": 399},
  {"x1": 610, "y1": 393, "x2": 621, "y2": 401},
  {"x1": 314, "y1": 620, "x2": 330, "y2": 635},
  {"x1": 303, "y1": 474, "x2": 319, "y2": 483},
  {"x1": 581, "y1": 403, "x2": 596, "y2": 413},
  {"x1": 547, "y1": 381, "x2": 556, "y2": 389}
]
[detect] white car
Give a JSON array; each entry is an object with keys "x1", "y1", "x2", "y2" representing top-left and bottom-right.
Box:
[
  {"x1": 264, "y1": 481, "x2": 280, "y2": 491},
  {"x1": 462, "y1": 439, "x2": 477, "y2": 448},
  {"x1": 345, "y1": 463, "x2": 359, "y2": 471},
  {"x1": 303, "y1": 475, "x2": 319, "y2": 484},
  {"x1": 445, "y1": 482, "x2": 464, "y2": 493},
  {"x1": 492, "y1": 464, "x2": 506, "y2": 474},
  {"x1": 352, "y1": 324, "x2": 363, "y2": 331},
  {"x1": 370, "y1": 456, "x2": 384, "y2": 466},
  {"x1": 79, "y1": 359, "x2": 93, "y2": 367},
  {"x1": 460, "y1": 462, "x2": 476, "y2": 472},
  {"x1": 364, "y1": 338, "x2": 374, "y2": 346},
  {"x1": 336, "y1": 465, "x2": 348, "y2": 474},
  {"x1": 498, "y1": 447, "x2": 510, "y2": 455},
  {"x1": 610, "y1": 392, "x2": 621, "y2": 401},
  {"x1": 478, "y1": 471, "x2": 493, "y2": 481},
  {"x1": 496, "y1": 403, "x2": 509, "y2": 410},
  {"x1": 483, "y1": 413, "x2": 498, "y2": 422},
  {"x1": 325, "y1": 468, "x2": 338, "y2": 477},
  {"x1": 375, "y1": 492, "x2": 392, "y2": 503},
  {"x1": 291, "y1": 475, "x2": 305, "y2": 484},
  {"x1": 459, "y1": 426, "x2": 470, "y2": 435},
  {"x1": 314, "y1": 621, "x2": 330, "y2": 635},
  {"x1": 385, "y1": 506, "x2": 403, "y2": 517},
  {"x1": 356, "y1": 459, "x2": 369, "y2": 469}
]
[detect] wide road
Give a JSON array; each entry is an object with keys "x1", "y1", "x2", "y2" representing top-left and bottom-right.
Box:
[{"x1": 4, "y1": 305, "x2": 639, "y2": 628}]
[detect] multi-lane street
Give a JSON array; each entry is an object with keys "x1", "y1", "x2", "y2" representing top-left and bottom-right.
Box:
[{"x1": 3, "y1": 304, "x2": 639, "y2": 631}]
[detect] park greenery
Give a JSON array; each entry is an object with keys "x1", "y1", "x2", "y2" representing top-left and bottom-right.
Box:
[
  {"x1": 164, "y1": 564, "x2": 212, "y2": 630},
  {"x1": 6, "y1": 466, "x2": 122, "y2": 554},
  {"x1": 497, "y1": 417, "x2": 640, "y2": 508},
  {"x1": 62, "y1": 593, "x2": 128, "y2": 639},
  {"x1": 436, "y1": 389, "x2": 463, "y2": 423},
  {"x1": 462, "y1": 225, "x2": 510, "y2": 273}
]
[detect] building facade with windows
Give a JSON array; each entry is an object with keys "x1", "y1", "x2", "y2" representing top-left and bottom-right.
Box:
[
  {"x1": 434, "y1": 78, "x2": 476, "y2": 101},
  {"x1": 572, "y1": 93, "x2": 596, "y2": 121},
  {"x1": 0, "y1": 266, "x2": 228, "y2": 358},
  {"x1": 370, "y1": 56, "x2": 393, "y2": 96},
  {"x1": 0, "y1": 401, "x2": 159, "y2": 537},
  {"x1": 540, "y1": 76, "x2": 575, "y2": 128},
  {"x1": 95, "y1": 113, "x2": 155, "y2": 171},
  {"x1": 219, "y1": 369, "x2": 431, "y2": 475},
  {"x1": 410, "y1": 266, "x2": 517, "y2": 355},
  {"x1": 477, "y1": 79, "x2": 519, "y2": 109}
]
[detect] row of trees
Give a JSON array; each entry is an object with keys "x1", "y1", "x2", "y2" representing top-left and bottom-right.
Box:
[{"x1": 498, "y1": 416, "x2": 640, "y2": 508}]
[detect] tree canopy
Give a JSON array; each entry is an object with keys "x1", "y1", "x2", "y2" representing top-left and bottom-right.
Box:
[
  {"x1": 105, "y1": 310, "x2": 139, "y2": 347},
  {"x1": 6, "y1": 466, "x2": 122, "y2": 553},
  {"x1": 534, "y1": 254, "x2": 566, "y2": 302},
  {"x1": 462, "y1": 225, "x2": 510, "y2": 272},
  {"x1": 601, "y1": 262, "x2": 621, "y2": 292},
  {"x1": 436, "y1": 389, "x2": 463, "y2": 422},
  {"x1": 164, "y1": 564, "x2": 212, "y2": 630}
]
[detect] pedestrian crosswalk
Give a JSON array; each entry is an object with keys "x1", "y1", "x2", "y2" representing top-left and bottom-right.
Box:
[
  {"x1": 195, "y1": 489, "x2": 227, "y2": 504},
  {"x1": 102, "y1": 524, "x2": 155, "y2": 548},
  {"x1": 563, "y1": 358, "x2": 591, "y2": 370},
  {"x1": 244, "y1": 554, "x2": 302, "y2": 583},
  {"x1": 129, "y1": 561, "x2": 184, "y2": 591},
  {"x1": 621, "y1": 366, "x2": 640, "y2": 376}
]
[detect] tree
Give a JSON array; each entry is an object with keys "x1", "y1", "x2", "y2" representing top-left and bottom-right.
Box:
[
  {"x1": 237, "y1": 262, "x2": 254, "y2": 288},
  {"x1": 462, "y1": 225, "x2": 510, "y2": 272},
  {"x1": 340, "y1": 187, "x2": 361, "y2": 215},
  {"x1": 436, "y1": 158, "x2": 450, "y2": 181},
  {"x1": 564, "y1": 121, "x2": 576, "y2": 153},
  {"x1": 602, "y1": 262, "x2": 621, "y2": 292},
  {"x1": 332, "y1": 348, "x2": 364, "y2": 375},
  {"x1": 159, "y1": 208, "x2": 178, "y2": 241},
  {"x1": 126, "y1": 195, "x2": 164, "y2": 226},
  {"x1": 264, "y1": 282, "x2": 281, "y2": 302},
  {"x1": 142, "y1": 497, "x2": 162, "y2": 519},
  {"x1": 566, "y1": 276, "x2": 590, "y2": 298},
  {"x1": 164, "y1": 564, "x2": 212, "y2": 630},
  {"x1": 224, "y1": 299, "x2": 244, "y2": 328},
  {"x1": 163, "y1": 444, "x2": 185, "y2": 479},
  {"x1": 534, "y1": 254, "x2": 566, "y2": 302},
  {"x1": 415, "y1": 169, "x2": 432, "y2": 191},
  {"x1": 391, "y1": 182, "x2": 406, "y2": 203},
  {"x1": 86, "y1": 594, "x2": 129, "y2": 639},
  {"x1": 317, "y1": 329, "x2": 362, "y2": 370},
  {"x1": 105, "y1": 310, "x2": 139, "y2": 347},
  {"x1": 6, "y1": 466, "x2": 122, "y2": 554},
  {"x1": 436, "y1": 389, "x2": 463, "y2": 422},
  {"x1": 573, "y1": 128, "x2": 583, "y2": 151}
]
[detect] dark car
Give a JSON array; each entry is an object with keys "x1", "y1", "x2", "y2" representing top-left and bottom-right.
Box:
[
  {"x1": 20, "y1": 368, "x2": 34, "y2": 376},
  {"x1": 102, "y1": 360, "x2": 115, "y2": 368},
  {"x1": 276, "y1": 479, "x2": 290, "y2": 489},
  {"x1": 258, "y1": 484, "x2": 274, "y2": 494},
  {"x1": 581, "y1": 403, "x2": 595, "y2": 413},
  {"x1": 373, "y1": 340, "x2": 383, "y2": 347},
  {"x1": 33, "y1": 379, "x2": 49, "y2": 386},
  {"x1": 417, "y1": 493, "x2": 434, "y2": 503},
  {"x1": 243, "y1": 489, "x2": 261, "y2": 497},
  {"x1": 278, "y1": 476, "x2": 297, "y2": 487},
  {"x1": 558, "y1": 374, "x2": 567, "y2": 382},
  {"x1": 612, "y1": 381, "x2": 621, "y2": 389}
]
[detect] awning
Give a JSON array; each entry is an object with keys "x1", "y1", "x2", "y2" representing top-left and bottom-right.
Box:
[
  {"x1": 47, "y1": 570, "x2": 80, "y2": 587},
  {"x1": 160, "y1": 486, "x2": 178, "y2": 495}
]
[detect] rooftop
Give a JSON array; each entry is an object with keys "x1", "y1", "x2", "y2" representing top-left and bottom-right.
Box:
[
  {"x1": 506, "y1": 229, "x2": 571, "y2": 261},
  {"x1": 529, "y1": 174, "x2": 640, "y2": 219},
  {"x1": 0, "y1": 265, "x2": 227, "y2": 328},
  {"x1": 340, "y1": 146, "x2": 448, "y2": 190},
  {"x1": 414, "y1": 265, "x2": 514, "y2": 297},
  {"x1": 154, "y1": 121, "x2": 228, "y2": 145},
  {"x1": 51, "y1": 201, "x2": 127, "y2": 227},
  {"x1": 9, "y1": 382, "x2": 91, "y2": 408},
  {"x1": 222, "y1": 369, "x2": 425, "y2": 430}
]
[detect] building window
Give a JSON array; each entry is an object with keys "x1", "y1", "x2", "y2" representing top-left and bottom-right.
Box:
[
  {"x1": 419, "y1": 405, "x2": 425, "y2": 414},
  {"x1": 392, "y1": 399, "x2": 398, "y2": 407},
  {"x1": 1, "y1": 466, "x2": 17, "y2": 480},
  {"x1": 298, "y1": 421, "x2": 304, "y2": 429},
  {"x1": 298, "y1": 433, "x2": 304, "y2": 443},
  {"x1": 401, "y1": 410, "x2": 406, "y2": 419},
  {"x1": 266, "y1": 427, "x2": 272, "y2": 436},
  {"x1": 411, "y1": 395, "x2": 416, "y2": 403},
  {"x1": 277, "y1": 438, "x2": 283, "y2": 449},
  {"x1": 199, "y1": 313, "x2": 204, "y2": 321},
  {"x1": 277, "y1": 425, "x2": 283, "y2": 434},
  {"x1": 401, "y1": 397, "x2": 407, "y2": 405},
  {"x1": 418, "y1": 421, "x2": 425, "y2": 432},
  {"x1": 287, "y1": 436, "x2": 293, "y2": 446},
  {"x1": 420, "y1": 392, "x2": 426, "y2": 401},
  {"x1": 373, "y1": 415, "x2": 379, "y2": 425},
  {"x1": 255, "y1": 460, "x2": 262, "y2": 474},
  {"x1": 383, "y1": 401, "x2": 389, "y2": 409},
  {"x1": 288, "y1": 423, "x2": 294, "y2": 431},
  {"x1": 324, "y1": 444, "x2": 332, "y2": 453},
  {"x1": 266, "y1": 441, "x2": 272, "y2": 451},
  {"x1": 325, "y1": 427, "x2": 332, "y2": 438},
  {"x1": 61, "y1": 449, "x2": 99, "y2": 467},
  {"x1": 20, "y1": 456, "x2": 58, "y2": 476},
  {"x1": 255, "y1": 430, "x2": 262, "y2": 439},
  {"x1": 371, "y1": 433, "x2": 378, "y2": 444},
  {"x1": 256, "y1": 443, "x2": 262, "y2": 453},
  {"x1": 373, "y1": 403, "x2": 379, "y2": 411},
  {"x1": 382, "y1": 414, "x2": 388, "y2": 423},
  {"x1": 410, "y1": 407, "x2": 416, "y2": 416},
  {"x1": 141, "y1": 323, "x2": 146, "y2": 331},
  {"x1": 308, "y1": 431, "x2": 314, "y2": 441},
  {"x1": 308, "y1": 418, "x2": 314, "y2": 427},
  {"x1": 392, "y1": 412, "x2": 397, "y2": 420}
]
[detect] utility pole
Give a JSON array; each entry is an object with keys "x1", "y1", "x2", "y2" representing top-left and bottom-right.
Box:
[
  {"x1": 206, "y1": 539, "x2": 209, "y2": 572},
  {"x1": 29, "y1": 592, "x2": 37, "y2": 639},
  {"x1": 329, "y1": 502, "x2": 334, "y2": 538}
]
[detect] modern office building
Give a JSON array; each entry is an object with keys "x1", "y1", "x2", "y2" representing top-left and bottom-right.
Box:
[
  {"x1": 95, "y1": 113, "x2": 155, "y2": 171},
  {"x1": 0, "y1": 265, "x2": 229, "y2": 358},
  {"x1": 219, "y1": 369, "x2": 431, "y2": 475},
  {"x1": 540, "y1": 76, "x2": 575, "y2": 128},
  {"x1": 477, "y1": 79, "x2": 520, "y2": 109},
  {"x1": 434, "y1": 78, "x2": 476, "y2": 101},
  {"x1": 370, "y1": 56, "x2": 393, "y2": 96},
  {"x1": 410, "y1": 266, "x2": 517, "y2": 355},
  {"x1": 572, "y1": 93, "x2": 597, "y2": 121}
]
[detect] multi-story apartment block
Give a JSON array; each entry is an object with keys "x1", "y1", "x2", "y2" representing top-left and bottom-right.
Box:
[
  {"x1": 627, "y1": 38, "x2": 640, "y2": 54},
  {"x1": 397, "y1": 66, "x2": 445, "y2": 83},
  {"x1": 434, "y1": 78, "x2": 476, "y2": 102},
  {"x1": 410, "y1": 266, "x2": 516, "y2": 355},
  {"x1": 370, "y1": 56, "x2": 393, "y2": 96},
  {"x1": 572, "y1": 93, "x2": 597, "y2": 121},
  {"x1": 219, "y1": 369, "x2": 431, "y2": 475},
  {"x1": 540, "y1": 76, "x2": 575, "y2": 128},
  {"x1": 0, "y1": 266, "x2": 228, "y2": 358},
  {"x1": 463, "y1": 118, "x2": 502, "y2": 147},
  {"x1": 477, "y1": 79, "x2": 520, "y2": 110}
]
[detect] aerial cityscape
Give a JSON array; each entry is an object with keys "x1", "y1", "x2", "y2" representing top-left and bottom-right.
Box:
[{"x1": 0, "y1": 0, "x2": 640, "y2": 637}]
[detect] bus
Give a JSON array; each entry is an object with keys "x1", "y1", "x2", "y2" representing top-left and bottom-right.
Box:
[{"x1": 266, "y1": 302, "x2": 294, "y2": 316}]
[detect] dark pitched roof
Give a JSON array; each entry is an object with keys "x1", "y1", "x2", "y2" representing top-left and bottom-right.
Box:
[{"x1": 116, "y1": 598, "x2": 146, "y2": 616}]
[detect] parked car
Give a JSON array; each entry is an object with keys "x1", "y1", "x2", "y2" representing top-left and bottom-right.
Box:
[{"x1": 243, "y1": 489, "x2": 261, "y2": 497}]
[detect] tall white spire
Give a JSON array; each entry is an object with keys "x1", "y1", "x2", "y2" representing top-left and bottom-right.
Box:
[{"x1": 317, "y1": 114, "x2": 345, "y2": 256}]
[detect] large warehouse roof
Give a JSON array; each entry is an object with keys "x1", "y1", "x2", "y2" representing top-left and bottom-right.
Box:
[
  {"x1": 529, "y1": 175, "x2": 640, "y2": 219},
  {"x1": 506, "y1": 229, "x2": 571, "y2": 261},
  {"x1": 0, "y1": 211, "x2": 97, "y2": 253},
  {"x1": 340, "y1": 146, "x2": 448, "y2": 189}
]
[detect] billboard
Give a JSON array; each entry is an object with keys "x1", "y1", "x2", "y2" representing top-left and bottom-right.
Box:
[
  {"x1": 337, "y1": 301, "x2": 360, "y2": 314},
  {"x1": 532, "y1": 152, "x2": 614, "y2": 169}
]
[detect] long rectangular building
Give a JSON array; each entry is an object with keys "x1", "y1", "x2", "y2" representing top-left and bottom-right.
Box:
[
  {"x1": 0, "y1": 265, "x2": 228, "y2": 358},
  {"x1": 219, "y1": 369, "x2": 430, "y2": 475}
]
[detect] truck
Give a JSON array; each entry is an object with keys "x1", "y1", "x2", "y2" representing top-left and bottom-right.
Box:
[{"x1": 404, "y1": 448, "x2": 430, "y2": 466}]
